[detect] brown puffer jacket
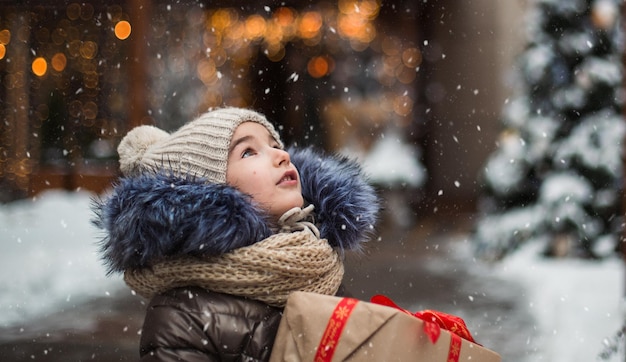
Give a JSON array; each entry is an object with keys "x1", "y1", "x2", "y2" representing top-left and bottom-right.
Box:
[{"x1": 139, "y1": 286, "x2": 283, "y2": 362}]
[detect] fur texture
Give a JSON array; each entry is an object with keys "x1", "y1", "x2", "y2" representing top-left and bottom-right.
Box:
[
  {"x1": 289, "y1": 147, "x2": 379, "y2": 252},
  {"x1": 93, "y1": 147, "x2": 379, "y2": 274}
]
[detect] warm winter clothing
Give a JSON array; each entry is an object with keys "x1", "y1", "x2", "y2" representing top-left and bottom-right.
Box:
[
  {"x1": 93, "y1": 140, "x2": 379, "y2": 361},
  {"x1": 117, "y1": 107, "x2": 282, "y2": 182},
  {"x1": 124, "y1": 206, "x2": 345, "y2": 307},
  {"x1": 139, "y1": 286, "x2": 282, "y2": 362}
]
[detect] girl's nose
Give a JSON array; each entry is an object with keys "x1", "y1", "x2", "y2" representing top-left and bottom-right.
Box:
[{"x1": 274, "y1": 148, "x2": 291, "y2": 166}]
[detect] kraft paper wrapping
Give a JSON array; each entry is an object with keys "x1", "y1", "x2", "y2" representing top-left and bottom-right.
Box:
[{"x1": 270, "y1": 291, "x2": 502, "y2": 362}]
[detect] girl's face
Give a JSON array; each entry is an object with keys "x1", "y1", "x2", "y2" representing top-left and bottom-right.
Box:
[{"x1": 226, "y1": 122, "x2": 303, "y2": 220}]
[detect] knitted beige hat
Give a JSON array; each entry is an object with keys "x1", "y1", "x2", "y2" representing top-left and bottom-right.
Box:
[{"x1": 117, "y1": 107, "x2": 283, "y2": 183}]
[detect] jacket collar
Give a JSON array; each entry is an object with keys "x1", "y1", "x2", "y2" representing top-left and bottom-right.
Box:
[{"x1": 94, "y1": 147, "x2": 379, "y2": 273}]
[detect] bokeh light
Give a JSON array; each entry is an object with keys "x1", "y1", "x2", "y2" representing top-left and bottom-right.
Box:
[
  {"x1": 274, "y1": 7, "x2": 296, "y2": 28},
  {"x1": 308, "y1": 56, "x2": 333, "y2": 78},
  {"x1": 114, "y1": 20, "x2": 131, "y2": 40},
  {"x1": 197, "y1": 58, "x2": 218, "y2": 85},
  {"x1": 66, "y1": 3, "x2": 81, "y2": 20},
  {"x1": 299, "y1": 11, "x2": 323, "y2": 39},
  {"x1": 393, "y1": 94, "x2": 413, "y2": 117},
  {"x1": 51, "y1": 52, "x2": 67, "y2": 72},
  {"x1": 245, "y1": 15, "x2": 266, "y2": 39},
  {"x1": 31, "y1": 57, "x2": 48, "y2": 76},
  {"x1": 211, "y1": 8, "x2": 236, "y2": 31},
  {"x1": 1, "y1": 1, "x2": 424, "y2": 201},
  {"x1": 402, "y1": 47, "x2": 422, "y2": 68},
  {"x1": 79, "y1": 3, "x2": 94, "y2": 21},
  {"x1": 80, "y1": 41, "x2": 98, "y2": 59},
  {"x1": 83, "y1": 101, "x2": 98, "y2": 120},
  {"x1": 0, "y1": 29, "x2": 11, "y2": 45}
]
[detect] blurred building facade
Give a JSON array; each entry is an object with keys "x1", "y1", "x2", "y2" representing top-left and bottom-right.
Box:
[{"x1": 0, "y1": 0, "x2": 526, "y2": 216}]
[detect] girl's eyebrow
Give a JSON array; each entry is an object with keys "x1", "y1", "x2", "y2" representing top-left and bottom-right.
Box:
[
  {"x1": 229, "y1": 130, "x2": 276, "y2": 154},
  {"x1": 229, "y1": 135, "x2": 253, "y2": 154}
]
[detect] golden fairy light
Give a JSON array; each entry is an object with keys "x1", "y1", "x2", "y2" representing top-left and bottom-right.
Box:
[
  {"x1": 266, "y1": 45, "x2": 286, "y2": 62},
  {"x1": 223, "y1": 22, "x2": 245, "y2": 47},
  {"x1": 51, "y1": 52, "x2": 67, "y2": 71},
  {"x1": 197, "y1": 58, "x2": 218, "y2": 85},
  {"x1": 244, "y1": 15, "x2": 266, "y2": 40},
  {"x1": 263, "y1": 22, "x2": 285, "y2": 47},
  {"x1": 0, "y1": 29, "x2": 10, "y2": 45},
  {"x1": 298, "y1": 11, "x2": 323, "y2": 39},
  {"x1": 393, "y1": 94, "x2": 414, "y2": 117},
  {"x1": 32, "y1": 57, "x2": 48, "y2": 76},
  {"x1": 402, "y1": 47, "x2": 422, "y2": 68},
  {"x1": 0, "y1": 30, "x2": 8, "y2": 59},
  {"x1": 115, "y1": 20, "x2": 131, "y2": 40},
  {"x1": 308, "y1": 55, "x2": 333, "y2": 78},
  {"x1": 274, "y1": 7, "x2": 296, "y2": 28},
  {"x1": 396, "y1": 65, "x2": 416, "y2": 84},
  {"x1": 211, "y1": 8, "x2": 236, "y2": 31},
  {"x1": 337, "y1": 0, "x2": 380, "y2": 46},
  {"x1": 338, "y1": 0, "x2": 380, "y2": 18}
]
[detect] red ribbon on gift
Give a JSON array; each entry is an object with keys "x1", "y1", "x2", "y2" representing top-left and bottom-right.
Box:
[
  {"x1": 314, "y1": 297, "x2": 359, "y2": 362},
  {"x1": 370, "y1": 294, "x2": 478, "y2": 345}
]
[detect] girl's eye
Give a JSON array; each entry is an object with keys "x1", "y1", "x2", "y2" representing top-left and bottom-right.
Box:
[{"x1": 241, "y1": 148, "x2": 255, "y2": 158}]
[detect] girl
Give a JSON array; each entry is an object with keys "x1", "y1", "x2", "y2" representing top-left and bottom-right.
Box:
[{"x1": 93, "y1": 107, "x2": 378, "y2": 361}]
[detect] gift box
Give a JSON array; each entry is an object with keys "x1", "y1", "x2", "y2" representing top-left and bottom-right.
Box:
[{"x1": 270, "y1": 291, "x2": 501, "y2": 362}]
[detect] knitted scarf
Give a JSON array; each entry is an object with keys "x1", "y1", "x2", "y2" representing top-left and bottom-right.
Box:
[{"x1": 123, "y1": 206, "x2": 344, "y2": 307}]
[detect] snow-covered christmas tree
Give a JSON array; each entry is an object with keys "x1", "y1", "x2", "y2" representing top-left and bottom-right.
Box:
[{"x1": 473, "y1": 0, "x2": 625, "y2": 260}]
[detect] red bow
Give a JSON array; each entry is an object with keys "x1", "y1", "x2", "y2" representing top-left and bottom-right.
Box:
[{"x1": 370, "y1": 294, "x2": 479, "y2": 345}]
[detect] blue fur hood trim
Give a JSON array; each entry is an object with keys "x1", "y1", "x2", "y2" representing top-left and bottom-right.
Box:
[
  {"x1": 289, "y1": 147, "x2": 379, "y2": 252},
  {"x1": 93, "y1": 147, "x2": 379, "y2": 274}
]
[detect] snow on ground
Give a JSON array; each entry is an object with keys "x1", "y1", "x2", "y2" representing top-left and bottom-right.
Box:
[
  {"x1": 491, "y1": 241, "x2": 625, "y2": 362},
  {"x1": 0, "y1": 190, "x2": 624, "y2": 361},
  {"x1": 0, "y1": 190, "x2": 125, "y2": 329}
]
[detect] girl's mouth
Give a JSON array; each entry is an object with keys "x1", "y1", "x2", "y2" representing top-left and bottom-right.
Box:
[{"x1": 277, "y1": 170, "x2": 298, "y2": 185}]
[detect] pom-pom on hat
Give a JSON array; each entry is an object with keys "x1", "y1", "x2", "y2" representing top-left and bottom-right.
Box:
[{"x1": 117, "y1": 107, "x2": 283, "y2": 183}]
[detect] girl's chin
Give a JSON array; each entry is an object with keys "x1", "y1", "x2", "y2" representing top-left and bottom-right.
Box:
[{"x1": 272, "y1": 200, "x2": 305, "y2": 219}]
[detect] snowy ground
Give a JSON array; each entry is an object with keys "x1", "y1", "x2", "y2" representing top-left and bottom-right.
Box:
[
  {"x1": 0, "y1": 190, "x2": 125, "y2": 332},
  {"x1": 495, "y1": 243, "x2": 625, "y2": 361},
  {"x1": 0, "y1": 190, "x2": 624, "y2": 361},
  {"x1": 448, "y1": 236, "x2": 625, "y2": 362}
]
